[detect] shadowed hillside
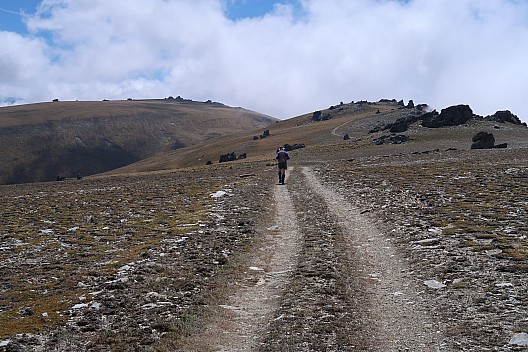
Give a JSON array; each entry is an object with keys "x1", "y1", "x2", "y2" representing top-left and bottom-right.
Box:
[{"x1": 0, "y1": 99, "x2": 276, "y2": 184}]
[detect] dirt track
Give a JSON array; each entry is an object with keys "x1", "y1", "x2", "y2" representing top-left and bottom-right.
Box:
[{"x1": 180, "y1": 166, "x2": 448, "y2": 351}]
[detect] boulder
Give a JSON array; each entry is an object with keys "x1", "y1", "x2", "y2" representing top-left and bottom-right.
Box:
[
  {"x1": 343, "y1": 133, "x2": 350, "y2": 140},
  {"x1": 471, "y1": 132, "x2": 495, "y2": 149},
  {"x1": 292, "y1": 143, "x2": 305, "y2": 149},
  {"x1": 422, "y1": 105, "x2": 473, "y2": 128},
  {"x1": 283, "y1": 143, "x2": 305, "y2": 152}
]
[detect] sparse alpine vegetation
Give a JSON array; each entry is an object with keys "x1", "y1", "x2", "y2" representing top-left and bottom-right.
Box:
[{"x1": 0, "y1": 99, "x2": 527, "y2": 351}]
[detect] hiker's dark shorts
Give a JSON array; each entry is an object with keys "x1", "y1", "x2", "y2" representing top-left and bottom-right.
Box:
[{"x1": 278, "y1": 162, "x2": 288, "y2": 170}]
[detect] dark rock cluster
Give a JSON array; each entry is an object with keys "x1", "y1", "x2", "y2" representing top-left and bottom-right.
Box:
[
  {"x1": 371, "y1": 104, "x2": 490, "y2": 135},
  {"x1": 283, "y1": 143, "x2": 305, "y2": 151},
  {"x1": 312, "y1": 111, "x2": 332, "y2": 122},
  {"x1": 253, "y1": 130, "x2": 270, "y2": 140},
  {"x1": 485, "y1": 110, "x2": 526, "y2": 126},
  {"x1": 219, "y1": 152, "x2": 247, "y2": 163},
  {"x1": 422, "y1": 105, "x2": 474, "y2": 128},
  {"x1": 373, "y1": 134, "x2": 409, "y2": 145}
]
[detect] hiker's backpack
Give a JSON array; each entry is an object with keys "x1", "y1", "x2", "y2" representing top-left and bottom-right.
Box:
[{"x1": 277, "y1": 151, "x2": 288, "y2": 163}]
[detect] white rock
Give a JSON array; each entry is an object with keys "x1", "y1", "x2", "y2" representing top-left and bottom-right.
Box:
[
  {"x1": 495, "y1": 282, "x2": 513, "y2": 288},
  {"x1": 424, "y1": 280, "x2": 446, "y2": 289},
  {"x1": 510, "y1": 333, "x2": 528, "y2": 346},
  {"x1": 211, "y1": 190, "x2": 227, "y2": 198},
  {"x1": 71, "y1": 303, "x2": 89, "y2": 310},
  {"x1": 413, "y1": 238, "x2": 440, "y2": 245},
  {"x1": 0, "y1": 340, "x2": 11, "y2": 347}
]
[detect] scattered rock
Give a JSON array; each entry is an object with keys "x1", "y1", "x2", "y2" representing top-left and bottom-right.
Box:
[
  {"x1": 219, "y1": 152, "x2": 246, "y2": 163},
  {"x1": 509, "y1": 333, "x2": 528, "y2": 346},
  {"x1": 424, "y1": 280, "x2": 446, "y2": 289},
  {"x1": 373, "y1": 134, "x2": 409, "y2": 145},
  {"x1": 283, "y1": 143, "x2": 305, "y2": 151},
  {"x1": 18, "y1": 307, "x2": 33, "y2": 317}
]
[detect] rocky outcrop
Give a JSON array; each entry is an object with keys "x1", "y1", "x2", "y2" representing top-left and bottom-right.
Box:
[
  {"x1": 422, "y1": 105, "x2": 474, "y2": 128},
  {"x1": 312, "y1": 111, "x2": 332, "y2": 122},
  {"x1": 369, "y1": 112, "x2": 423, "y2": 134},
  {"x1": 485, "y1": 110, "x2": 526, "y2": 126}
]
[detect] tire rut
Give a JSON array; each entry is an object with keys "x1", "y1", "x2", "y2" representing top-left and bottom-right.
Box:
[
  {"x1": 179, "y1": 171, "x2": 302, "y2": 351},
  {"x1": 299, "y1": 166, "x2": 448, "y2": 351},
  {"x1": 262, "y1": 168, "x2": 376, "y2": 351}
]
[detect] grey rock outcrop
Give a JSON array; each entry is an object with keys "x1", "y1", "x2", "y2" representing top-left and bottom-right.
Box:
[
  {"x1": 485, "y1": 110, "x2": 526, "y2": 126},
  {"x1": 422, "y1": 105, "x2": 474, "y2": 128}
]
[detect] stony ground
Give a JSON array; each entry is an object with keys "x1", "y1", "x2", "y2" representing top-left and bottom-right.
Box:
[{"x1": 1, "y1": 134, "x2": 527, "y2": 351}]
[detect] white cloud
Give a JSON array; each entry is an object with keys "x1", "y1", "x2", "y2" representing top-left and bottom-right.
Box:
[{"x1": 1, "y1": 0, "x2": 527, "y2": 122}]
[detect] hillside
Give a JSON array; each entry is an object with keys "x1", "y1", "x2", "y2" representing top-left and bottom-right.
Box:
[
  {"x1": 105, "y1": 100, "x2": 528, "y2": 175},
  {"x1": 0, "y1": 98, "x2": 276, "y2": 184}
]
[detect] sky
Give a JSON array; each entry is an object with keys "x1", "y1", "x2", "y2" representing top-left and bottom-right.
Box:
[{"x1": 1, "y1": 0, "x2": 528, "y2": 122}]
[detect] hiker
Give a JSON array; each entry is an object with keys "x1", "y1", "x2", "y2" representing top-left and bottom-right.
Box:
[{"x1": 276, "y1": 146, "x2": 290, "y2": 184}]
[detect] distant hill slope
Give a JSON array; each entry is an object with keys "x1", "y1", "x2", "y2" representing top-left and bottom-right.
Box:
[
  {"x1": 0, "y1": 99, "x2": 277, "y2": 184},
  {"x1": 105, "y1": 100, "x2": 528, "y2": 176}
]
